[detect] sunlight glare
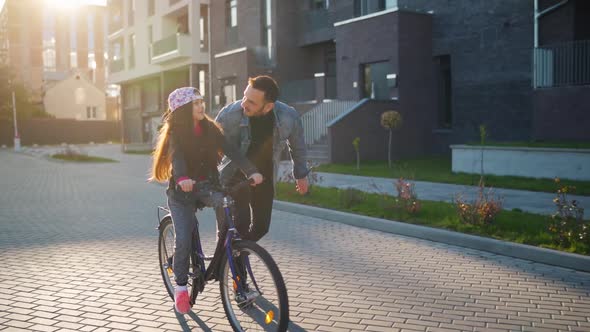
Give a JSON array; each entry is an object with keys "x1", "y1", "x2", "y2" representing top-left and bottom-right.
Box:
[{"x1": 43, "y1": 0, "x2": 106, "y2": 11}]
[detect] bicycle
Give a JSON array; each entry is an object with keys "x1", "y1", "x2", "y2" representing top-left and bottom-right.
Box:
[{"x1": 157, "y1": 179, "x2": 289, "y2": 331}]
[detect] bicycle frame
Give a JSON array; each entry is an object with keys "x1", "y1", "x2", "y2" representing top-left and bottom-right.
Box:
[
  {"x1": 158, "y1": 180, "x2": 261, "y2": 298},
  {"x1": 221, "y1": 195, "x2": 261, "y2": 296}
]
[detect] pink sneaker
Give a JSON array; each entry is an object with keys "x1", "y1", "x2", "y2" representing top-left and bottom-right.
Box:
[{"x1": 174, "y1": 288, "x2": 190, "y2": 314}]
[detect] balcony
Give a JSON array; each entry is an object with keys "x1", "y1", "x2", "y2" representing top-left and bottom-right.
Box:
[
  {"x1": 109, "y1": 59, "x2": 125, "y2": 73},
  {"x1": 533, "y1": 40, "x2": 590, "y2": 88},
  {"x1": 150, "y1": 33, "x2": 192, "y2": 65},
  {"x1": 298, "y1": 9, "x2": 335, "y2": 46}
]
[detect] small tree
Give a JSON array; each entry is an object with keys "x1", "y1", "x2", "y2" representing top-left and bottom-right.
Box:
[
  {"x1": 479, "y1": 124, "x2": 487, "y2": 186},
  {"x1": 380, "y1": 111, "x2": 403, "y2": 168},
  {"x1": 352, "y1": 137, "x2": 360, "y2": 170}
]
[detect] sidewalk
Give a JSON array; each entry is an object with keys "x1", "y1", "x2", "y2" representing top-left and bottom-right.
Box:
[
  {"x1": 15, "y1": 145, "x2": 589, "y2": 217},
  {"x1": 278, "y1": 161, "x2": 589, "y2": 218}
]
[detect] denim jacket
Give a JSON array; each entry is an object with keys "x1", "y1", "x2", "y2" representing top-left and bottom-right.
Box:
[{"x1": 215, "y1": 100, "x2": 309, "y2": 185}]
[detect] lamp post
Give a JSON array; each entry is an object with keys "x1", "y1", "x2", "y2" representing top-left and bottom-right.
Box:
[{"x1": 12, "y1": 90, "x2": 20, "y2": 152}]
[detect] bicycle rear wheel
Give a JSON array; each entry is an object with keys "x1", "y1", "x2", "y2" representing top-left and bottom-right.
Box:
[
  {"x1": 219, "y1": 240, "x2": 289, "y2": 331},
  {"x1": 158, "y1": 217, "x2": 201, "y2": 305}
]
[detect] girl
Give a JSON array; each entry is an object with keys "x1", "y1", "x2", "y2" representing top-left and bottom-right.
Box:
[{"x1": 150, "y1": 87, "x2": 262, "y2": 314}]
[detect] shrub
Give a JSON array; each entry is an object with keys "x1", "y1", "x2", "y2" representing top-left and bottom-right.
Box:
[
  {"x1": 455, "y1": 183, "x2": 503, "y2": 226},
  {"x1": 380, "y1": 111, "x2": 403, "y2": 168},
  {"x1": 393, "y1": 178, "x2": 421, "y2": 214},
  {"x1": 352, "y1": 137, "x2": 360, "y2": 170},
  {"x1": 548, "y1": 178, "x2": 588, "y2": 247}
]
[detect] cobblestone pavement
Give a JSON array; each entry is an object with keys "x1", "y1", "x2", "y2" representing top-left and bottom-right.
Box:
[{"x1": 0, "y1": 146, "x2": 589, "y2": 332}]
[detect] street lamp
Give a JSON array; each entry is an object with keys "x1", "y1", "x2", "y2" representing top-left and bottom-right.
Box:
[
  {"x1": 12, "y1": 91, "x2": 20, "y2": 151},
  {"x1": 8, "y1": 79, "x2": 20, "y2": 152}
]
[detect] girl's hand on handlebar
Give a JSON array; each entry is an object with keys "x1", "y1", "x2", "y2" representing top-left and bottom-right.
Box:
[
  {"x1": 248, "y1": 173, "x2": 264, "y2": 186},
  {"x1": 178, "y1": 179, "x2": 196, "y2": 192}
]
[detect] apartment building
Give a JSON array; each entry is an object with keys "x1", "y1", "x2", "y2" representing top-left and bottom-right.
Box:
[
  {"x1": 107, "y1": 0, "x2": 210, "y2": 145},
  {"x1": 209, "y1": 0, "x2": 589, "y2": 161},
  {"x1": 0, "y1": 0, "x2": 112, "y2": 121}
]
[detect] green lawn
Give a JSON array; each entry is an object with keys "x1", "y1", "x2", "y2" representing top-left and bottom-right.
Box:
[
  {"x1": 315, "y1": 157, "x2": 590, "y2": 196},
  {"x1": 124, "y1": 149, "x2": 153, "y2": 155},
  {"x1": 51, "y1": 154, "x2": 117, "y2": 162},
  {"x1": 276, "y1": 183, "x2": 589, "y2": 255}
]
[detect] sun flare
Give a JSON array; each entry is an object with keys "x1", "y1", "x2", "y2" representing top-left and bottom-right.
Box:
[{"x1": 42, "y1": 0, "x2": 106, "y2": 11}]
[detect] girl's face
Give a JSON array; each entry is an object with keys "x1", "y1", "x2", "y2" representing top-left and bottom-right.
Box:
[{"x1": 192, "y1": 99, "x2": 205, "y2": 121}]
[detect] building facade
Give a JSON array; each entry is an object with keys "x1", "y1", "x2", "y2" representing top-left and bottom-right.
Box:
[
  {"x1": 107, "y1": 0, "x2": 210, "y2": 145},
  {"x1": 207, "y1": 0, "x2": 589, "y2": 159},
  {"x1": 44, "y1": 72, "x2": 107, "y2": 120},
  {"x1": 0, "y1": 0, "x2": 108, "y2": 106}
]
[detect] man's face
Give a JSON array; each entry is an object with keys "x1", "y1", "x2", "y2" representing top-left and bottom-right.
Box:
[{"x1": 241, "y1": 85, "x2": 273, "y2": 117}]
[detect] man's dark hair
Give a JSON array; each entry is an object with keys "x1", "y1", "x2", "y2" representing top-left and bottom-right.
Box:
[{"x1": 248, "y1": 76, "x2": 279, "y2": 102}]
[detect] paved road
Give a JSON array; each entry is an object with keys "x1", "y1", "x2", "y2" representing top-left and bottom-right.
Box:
[{"x1": 0, "y1": 146, "x2": 589, "y2": 331}]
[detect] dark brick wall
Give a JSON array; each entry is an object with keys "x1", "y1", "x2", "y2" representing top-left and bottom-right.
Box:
[
  {"x1": 0, "y1": 119, "x2": 120, "y2": 146},
  {"x1": 328, "y1": 99, "x2": 429, "y2": 164},
  {"x1": 397, "y1": 0, "x2": 535, "y2": 145},
  {"x1": 532, "y1": 86, "x2": 590, "y2": 141},
  {"x1": 398, "y1": 11, "x2": 437, "y2": 156},
  {"x1": 334, "y1": 11, "x2": 400, "y2": 101},
  {"x1": 538, "y1": 0, "x2": 575, "y2": 45}
]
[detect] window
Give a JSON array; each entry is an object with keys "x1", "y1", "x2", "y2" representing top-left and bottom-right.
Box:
[
  {"x1": 128, "y1": 34, "x2": 135, "y2": 68},
  {"x1": 354, "y1": 0, "x2": 386, "y2": 17},
  {"x1": 226, "y1": 0, "x2": 238, "y2": 46},
  {"x1": 42, "y1": 11, "x2": 56, "y2": 71},
  {"x1": 88, "y1": 12, "x2": 96, "y2": 77},
  {"x1": 148, "y1": 0, "x2": 155, "y2": 16},
  {"x1": 435, "y1": 55, "x2": 452, "y2": 128},
  {"x1": 221, "y1": 83, "x2": 236, "y2": 106},
  {"x1": 311, "y1": 0, "x2": 329, "y2": 10},
  {"x1": 227, "y1": 0, "x2": 238, "y2": 28},
  {"x1": 361, "y1": 61, "x2": 392, "y2": 100},
  {"x1": 86, "y1": 106, "x2": 97, "y2": 119},
  {"x1": 199, "y1": 70, "x2": 206, "y2": 98},
  {"x1": 70, "y1": 16, "x2": 77, "y2": 68},
  {"x1": 111, "y1": 39, "x2": 123, "y2": 61},
  {"x1": 200, "y1": 5, "x2": 208, "y2": 51},
  {"x1": 177, "y1": 14, "x2": 188, "y2": 34},
  {"x1": 261, "y1": 0, "x2": 273, "y2": 60},
  {"x1": 128, "y1": 0, "x2": 135, "y2": 26},
  {"x1": 147, "y1": 25, "x2": 153, "y2": 63}
]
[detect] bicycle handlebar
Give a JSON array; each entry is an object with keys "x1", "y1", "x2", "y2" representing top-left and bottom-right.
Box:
[{"x1": 224, "y1": 177, "x2": 256, "y2": 197}]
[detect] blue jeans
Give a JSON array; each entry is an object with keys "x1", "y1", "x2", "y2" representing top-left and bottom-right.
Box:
[{"x1": 167, "y1": 181, "x2": 225, "y2": 286}]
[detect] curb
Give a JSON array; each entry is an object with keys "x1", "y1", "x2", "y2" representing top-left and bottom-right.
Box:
[{"x1": 273, "y1": 200, "x2": 590, "y2": 273}]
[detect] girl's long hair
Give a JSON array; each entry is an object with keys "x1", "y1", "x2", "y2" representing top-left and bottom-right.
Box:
[
  {"x1": 149, "y1": 111, "x2": 175, "y2": 183},
  {"x1": 149, "y1": 103, "x2": 221, "y2": 182}
]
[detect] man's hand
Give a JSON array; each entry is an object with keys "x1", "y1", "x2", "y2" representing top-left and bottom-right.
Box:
[
  {"x1": 178, "y1": 179, "x2": 196, "y2": 192},
  {"x1": 295, "y1": 177, "x2": 309, "y2": 195},
  {"x1": 249, "y1": 173, "x2": 264, "y2": 185}
]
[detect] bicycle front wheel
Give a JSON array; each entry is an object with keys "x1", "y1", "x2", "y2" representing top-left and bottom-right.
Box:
[{"x1": 219, "y1": 240, "x2": 289, "y2": 332}]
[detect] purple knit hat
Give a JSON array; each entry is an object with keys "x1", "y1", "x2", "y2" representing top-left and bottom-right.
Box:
[{"x1": 167, "y1": 87, "x2": 203, "y2": 112}]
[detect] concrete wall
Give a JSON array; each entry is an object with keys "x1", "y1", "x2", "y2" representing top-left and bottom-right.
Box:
[
  {"x1": 451, "y1": 145, "x2": 590, "y2": 181},
  {"x1": 0, "y1": 119, "x2": 120, "y2": 146}
]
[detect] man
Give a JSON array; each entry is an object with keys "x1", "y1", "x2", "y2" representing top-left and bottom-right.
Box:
[{"x1": 215, "y1": 75, "x2": 309, "y2": 241}]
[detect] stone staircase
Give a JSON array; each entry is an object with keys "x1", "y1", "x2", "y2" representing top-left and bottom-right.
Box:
[{"x1": 307, "y1": 143, "x2": 329, "y2": 165}]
